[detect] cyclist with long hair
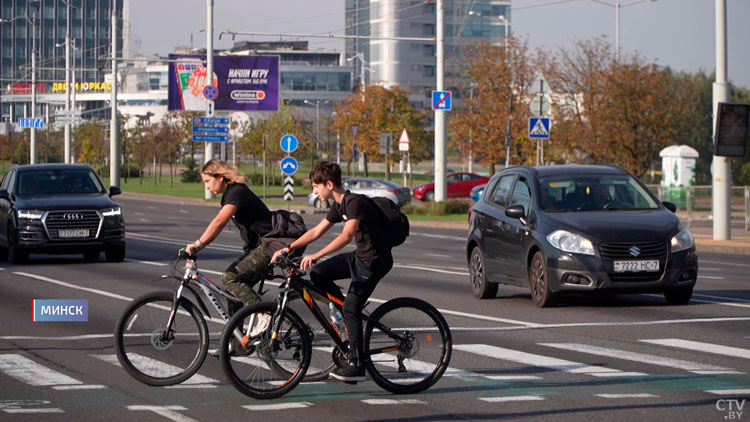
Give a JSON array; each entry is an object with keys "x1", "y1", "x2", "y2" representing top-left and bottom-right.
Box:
[
  {"x1": 271, "y1": 161, "x2": 394, "y2": 382},
  {"x1": 185, "y1": 159, "x2": 274, "y2": 319}
]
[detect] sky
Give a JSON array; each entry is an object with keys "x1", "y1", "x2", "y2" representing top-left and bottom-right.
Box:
[{"x1": 126, "y1": 0, "x2": 750, "y2": 89}]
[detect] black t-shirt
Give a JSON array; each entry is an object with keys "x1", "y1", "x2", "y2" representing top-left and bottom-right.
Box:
[
  {"x1": 221, "y1": 182, "x2": 273, "y2": 251},
  {"x1": 326, "y1": 191, "x2": 390, "y2": 260}
]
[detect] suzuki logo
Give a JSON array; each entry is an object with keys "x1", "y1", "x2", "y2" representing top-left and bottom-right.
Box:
[
  {"x1": 63, "y1": 213, "x2": 83, "y2": 221},
  {"x1": 629, "y1": 246, "x2": 641, "y2": 257}
]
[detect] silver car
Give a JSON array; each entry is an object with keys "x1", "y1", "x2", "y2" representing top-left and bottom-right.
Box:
[{"x1": 307, "y1": 177, "x2": 411, "y2": 209}]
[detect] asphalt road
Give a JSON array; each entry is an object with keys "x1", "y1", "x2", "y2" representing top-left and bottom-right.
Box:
[{"x1": 1, "y1": 196, "x2": 749, "y2": 421}]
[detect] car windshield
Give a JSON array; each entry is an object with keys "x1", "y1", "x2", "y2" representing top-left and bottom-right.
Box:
[
  {"x1": 16, "y1": 169, "x2": 105, "y2": 196},
  {"x1": 538, "y1": 174, "x2": 660, "y2": 211}
]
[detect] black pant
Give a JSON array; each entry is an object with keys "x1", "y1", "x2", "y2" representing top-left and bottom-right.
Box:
[{"x1": 309, "y1": 251, "x2": 393, "y2": 367}]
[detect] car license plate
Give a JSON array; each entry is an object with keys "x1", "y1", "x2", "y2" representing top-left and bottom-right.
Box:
[
  {"x1": 614, "y1": 260, "x2": 659, "y2": 273},
  {"x1": 59, "y1": 229, "x2": 89, "y2": 238}
]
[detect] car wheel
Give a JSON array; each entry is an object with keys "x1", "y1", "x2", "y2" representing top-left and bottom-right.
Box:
[
  {"x1": 529, "y1": 251, "x2": 556, "y2": 308},
  {"x1": 83, "y1": 250, "x2": 100, "y2": 262},
  {"x1": 7, "y1": 225, "x2": 28, "y2": 265},
  {"x1": 664, "y1": 286, "x2": 693, "y2": 305},
  {"x1": 424, "y1": 190, "x2": 435, "y2": 202},
  {"x1": 105, "y1": 243, "x2": 126, "y2": 263},
  {"x1": 469, "y1": 246, "x2": 497, "y2": 299}
]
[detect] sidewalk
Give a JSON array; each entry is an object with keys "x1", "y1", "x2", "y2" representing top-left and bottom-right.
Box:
[{"x1": 120, "y1": 192, "x2": 750, "y2": 255}]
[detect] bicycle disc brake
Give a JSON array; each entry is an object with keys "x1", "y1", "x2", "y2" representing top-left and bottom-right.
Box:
[{"x1": 150, "y1": 329, "x2": 174, "y2": 350}]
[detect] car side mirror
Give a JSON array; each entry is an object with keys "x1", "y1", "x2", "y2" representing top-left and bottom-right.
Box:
[
  {"x1": 0, "y1": 189, "x2": 8, "y2": 200},
  {"x1": 505, "y1": 204, "x2": 525, "y2": 219},
  {"x1": 662, "y1": 201, "x2": 677, "y2": 213},
  {"x1": 109, "y1": 186, "x2": 122, "y2": 197}
]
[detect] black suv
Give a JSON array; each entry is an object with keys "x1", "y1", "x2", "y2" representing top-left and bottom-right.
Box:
[{"x1": 0, "y1": 164, "x2": 126, "y2": 264}]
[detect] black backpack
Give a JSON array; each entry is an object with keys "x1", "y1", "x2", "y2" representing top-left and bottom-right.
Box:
[{"x1": 367, "y1": 196, "x2": 410, "y2": 247}]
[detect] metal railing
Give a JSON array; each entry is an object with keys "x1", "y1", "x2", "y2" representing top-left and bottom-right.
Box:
[{"x1": 650, "y1": 185, "x2": 750, "y2": 230}]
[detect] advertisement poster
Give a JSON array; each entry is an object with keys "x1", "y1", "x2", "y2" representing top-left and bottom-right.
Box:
[{"x1": 168, "y1": 54, "x2": 280, "y2": 112}]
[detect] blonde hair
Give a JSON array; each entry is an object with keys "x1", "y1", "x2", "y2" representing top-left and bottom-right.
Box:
[{"x1": 201, "y1": 159, "x2": 248, "y2": 185}]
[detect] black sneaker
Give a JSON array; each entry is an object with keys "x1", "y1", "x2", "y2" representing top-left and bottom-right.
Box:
[{"x1": 330, "y1": 364, "x2": 366, "y2": 382}]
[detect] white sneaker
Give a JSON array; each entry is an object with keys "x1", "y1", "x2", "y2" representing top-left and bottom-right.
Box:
[{"x1": 248, "y1": 313, "x2": 272, "y2": 337}]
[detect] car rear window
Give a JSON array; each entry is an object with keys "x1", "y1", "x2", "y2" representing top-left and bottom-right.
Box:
[{"x1": 17, "y1": 169, "x2": 105, "y2": 196}]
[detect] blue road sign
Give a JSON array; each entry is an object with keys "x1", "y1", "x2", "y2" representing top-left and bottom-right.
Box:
[
  {"x1": 432, "y1": 91, "x2": 452, "y2": 110},
  {"x1": 280, "y1": 134, "x2": 298, "y2": 153},
  {"x1": 529, "y1": 117, "x2": 551, "y2": 139},
  {"x1": 352, "y1": 142, "x2": 358, "y2": 161},
  {"x1": 193, "y1": 117, "x2": 229, "y2": 125},
  {"x1": 192, "y1": 126, "x2": 229, "y2": 133},
  {"x1": 192, "y1": 134, "x2": 229, "y2": 142},
  {"x1": 280, "y1": 157, "x2": 299, "y2": 175},
  {"x1": 18, "y1": 118, "x2": 44, "y2": 128}
]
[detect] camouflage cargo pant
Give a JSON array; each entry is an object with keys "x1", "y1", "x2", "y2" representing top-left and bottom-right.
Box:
[{"x1": 222, "y1": 244, "x2": 271, "y2": 315}]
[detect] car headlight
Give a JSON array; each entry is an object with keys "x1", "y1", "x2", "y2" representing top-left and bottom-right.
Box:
[
  {"x1": 17, "y1": 209, "x2": 44, "y2": 219},
  {"x1": 670, "y1": 228, "x2": 694, "y2": 253},
  {"x1": 546, "y1": 230, "x2": 595, "y2": 256},
  {"x1": 101, "y1": 207, "x2": 121, "y2": 217}
]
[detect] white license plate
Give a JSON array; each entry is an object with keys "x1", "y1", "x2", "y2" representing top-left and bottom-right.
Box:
[
  {"x1": 59, "y1": 229, "x2": 89, "y2": 238},
  {"x1": 614, "y1": 260, "x2": 659, "y2": 273}
]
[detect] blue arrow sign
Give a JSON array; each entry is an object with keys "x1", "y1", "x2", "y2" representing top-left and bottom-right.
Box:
[
  {"x1": 192, "y1": 134, "x2": 229, "y2": 142},
  {"x1": 192, "y1": 126, "x2": 229, "y2": 133},
  {"x1": 432, "y1": 91, "x2": 452, "y2": 110},
  {"x1": 280, "y1": 157, "x2": 299, "y2": 175},
  {"x1": 529, "y1": 117, "x2": 551, "y2": 139},
  {"x1": 193, "y1": 117, "x2": 229, "y2": 125},
  {"x1": 280, "y1": 134, "x2": 298, "y2": 153},
  {"x1": 18, "y1": 118, "x2": 44, "y2": 128}
]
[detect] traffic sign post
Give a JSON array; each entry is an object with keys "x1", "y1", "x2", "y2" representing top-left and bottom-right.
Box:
[
  {"x1": 193, "y1": 117, "x2": 229, "y2": 125},
  {"x1": 192, "y1": 116, "x2": 229, "y2": 143},
  {"x1": 192, "y1": 126, "x2": 229, "y2": 133},
  {"x1": 283, "y1": 176, "x2": 294, "y2": 202}
]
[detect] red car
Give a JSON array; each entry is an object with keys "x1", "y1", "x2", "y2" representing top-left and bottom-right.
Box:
[{"x1": 412, "y1": 172, "x2": 489, "y2": 201}]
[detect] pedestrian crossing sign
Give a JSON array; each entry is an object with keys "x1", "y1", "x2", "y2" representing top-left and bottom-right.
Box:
[{"x1": 529, "y1": 117, "x2": 550, "y2": 139}]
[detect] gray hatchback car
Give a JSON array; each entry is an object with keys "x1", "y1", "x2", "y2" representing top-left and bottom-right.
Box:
[{"x1": 466, "y1": 165, "x2": 698, "y2": 307}]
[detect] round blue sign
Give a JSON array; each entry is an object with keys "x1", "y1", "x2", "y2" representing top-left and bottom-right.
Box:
[
  {"x1": 280, "y1": 157, "x2": 299, "y2": 175},
  {"x1": 203, "y1": 85, "x2": 218, "y2": 101},
  {"x1": 280, "y1": 134, "x2": 298, "y2": 153}
]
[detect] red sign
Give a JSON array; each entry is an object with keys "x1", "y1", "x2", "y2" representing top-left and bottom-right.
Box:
[{"x1": 6, "y1": 83, "x2": 46, "y2": 94}]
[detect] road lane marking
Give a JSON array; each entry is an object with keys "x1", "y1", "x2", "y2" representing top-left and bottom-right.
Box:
[
  {"x1": 92, "y1": 354, "x2": 219, "y2": 387},
  {"x1": 640, "y1": 339, "x2": 750, "y2": 359},
  {"x1": 52, "y1": 384, "x2": 106, "y2": 390},
  {"x1": 0, "y1": 354, "x2": 90, "y2": 388},
  {"x1": 706, "y1": 389, "x2": 750, "y2": 395},
  {"x1": 3, "y1": 408, "x2": 64, "y2": 413},
  {"x1": 127, "y1": 406, "x2": 200, "y2": 422},
  {"x1": 242, "y1": 402, "x2": 313, "y2": 411},
  {"x1": 701, "y1": 260, "x2": 750, "y2": 268},
  {"x1": 362, "y1": 399, "x2": 426, "y2": 405},
  {"x1": 596, "y1": 393, "x2": 658, "y2": 399},
  {"x1": 479, "y1": 396, "x2": 544, "y2": 402},
  {"x1": 424, "y1": 253, "x2": 452, "y2": 258},
  {"x1": 371, "y1": 353, "x2": 484, "y2": 381},
  {"x1": 539, "y1": 343, "x2": 739, "y2": 374},
  {"x1": 454, "y1": 344, "x2": 645, "y2": 377},
  {"x1": 13, "y1": 272, "x2": 133, "y2": 302}
]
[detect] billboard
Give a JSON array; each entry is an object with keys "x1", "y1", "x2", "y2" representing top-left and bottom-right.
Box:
[
  {"x1": 168, "y1": 54, "x2": 280, "y2": 112},
  {"x1": 714, "y1": 103, "x2": 750, "y2": 157}
]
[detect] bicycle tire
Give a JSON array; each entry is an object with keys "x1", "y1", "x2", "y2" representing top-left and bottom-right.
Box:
[
  {"x1": 114, "y1": 291, "x2": 209, "y2": 386},
  {"x1": 363, "y1": 297, "x2": 452, "y2": 394},
  {"x1": 219, "y1": 301, "x2": 311, "y2": 399}
]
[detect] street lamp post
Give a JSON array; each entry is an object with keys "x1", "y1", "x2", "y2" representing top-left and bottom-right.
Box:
[
  {"x1": 588, "y1": 0, "x2": 658, "y2": 61},
  {"x1": 346, "y1": 52, "x2": 367, "y2": 96},
  {"x1": 304, "y1": 100, "x2": 330, "y2": 169}
]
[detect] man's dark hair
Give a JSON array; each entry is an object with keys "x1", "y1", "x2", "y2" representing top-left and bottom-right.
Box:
[{"x1": 310, "y1": 161, "x2": 342, "y2": 187}]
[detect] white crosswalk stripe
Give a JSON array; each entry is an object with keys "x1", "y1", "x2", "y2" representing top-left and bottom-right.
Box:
[
  {"x1": 539, "y1": 343, "x2": 740, "y2": 374},
  {"x1": 0, "y1": 354, "x2": 104, "y2": 390},
  {"x1": 640, "y1": 339, "x2": 750, "y2": 360},
  {"x1": 454, "y1": 344, "x2": 646, "y2": 377},
  {"x1": 93, "y1": 354, "x2": 219, "y2": 387}
]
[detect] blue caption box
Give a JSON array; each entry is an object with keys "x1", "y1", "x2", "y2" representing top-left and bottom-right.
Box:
[{"x1": 33, "y1": 299, "x2": 88, "y2": 322}]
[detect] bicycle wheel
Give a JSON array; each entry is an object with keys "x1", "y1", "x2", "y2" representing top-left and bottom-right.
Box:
[
  {"x1": 286, "y1": 297, "x2": 340, "y2": 381},
  {"x1": 363, "y1": 297, "x2": 452, "y2": 394},
  {"x1": 114, "y1": 291, "x2": 209, "y2": 386},
  {"x1": 219, "y1": 301, "x2": 311, "y2": 399}
]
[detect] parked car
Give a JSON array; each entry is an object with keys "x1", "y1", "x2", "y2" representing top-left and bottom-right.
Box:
[
  {"x1": 307, "y1": 177, "x2": 411, "y2": 209},
  {"x1": 470, "y1": 183, "x2": 486, "y2": 202},
  {"x1": 413, "y1": 172, "x2": 489, "y2": 201},
  {"x1": 466, "y1": 165, "x2": 698, "y2": 307},
  {"x1": 0, "y1": 164, "x2": 126, "y2": 264}
]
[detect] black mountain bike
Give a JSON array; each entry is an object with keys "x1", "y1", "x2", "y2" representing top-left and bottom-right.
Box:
[
  {"x1": 113, "y1": 249, "x2": 333, "y2": 386},
  {"x1": 218, "y1": 253, "x2": 453, "y2": 399}
]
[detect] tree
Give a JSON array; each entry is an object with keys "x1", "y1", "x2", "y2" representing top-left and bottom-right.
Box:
[
  {"x1": 331, "y1": 85, "x2": 429, "y2": 178},
  {"x1": 237, "y1": 105, "x2": 299, "y2": 185}
]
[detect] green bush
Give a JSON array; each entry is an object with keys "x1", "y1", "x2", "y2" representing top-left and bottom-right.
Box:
[
  {"x1": 403, "y1": 199, "x2": 471, "y2": 216},
  {"x1": 180, "y1": 159, "x2": 202, "y2": 183},
  {"x1": 740, "y1": 162, "x2": 750, "y2": 186}
]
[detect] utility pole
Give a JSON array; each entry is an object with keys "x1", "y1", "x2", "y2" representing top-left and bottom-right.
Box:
[
  {"x1": 30, "y1": 11, "x2": 37, "y2": 164},
  {"x1": 109, "y1": 0, "x2": 120, "y2": 187},
  {"x1": 64, "y1": 1, "x2": 72, "y2": 163},
  {"x1": 712, "y1": 0, "x2": 730, "y2": 240},
  {"x1": 204, "y1": 0, "x2": 214, "y2": 200},
  {"x1": 434, "y1": 0, "x2": 447, "y2": 201}
]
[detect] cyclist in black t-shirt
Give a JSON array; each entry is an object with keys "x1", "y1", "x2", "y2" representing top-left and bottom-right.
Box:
[
  {"x1": 186, "y1": 159, "x2": 274, "y2": 317},
  {"x1": 271, "y1": 162, "x2": 393, "y2": 382}
]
